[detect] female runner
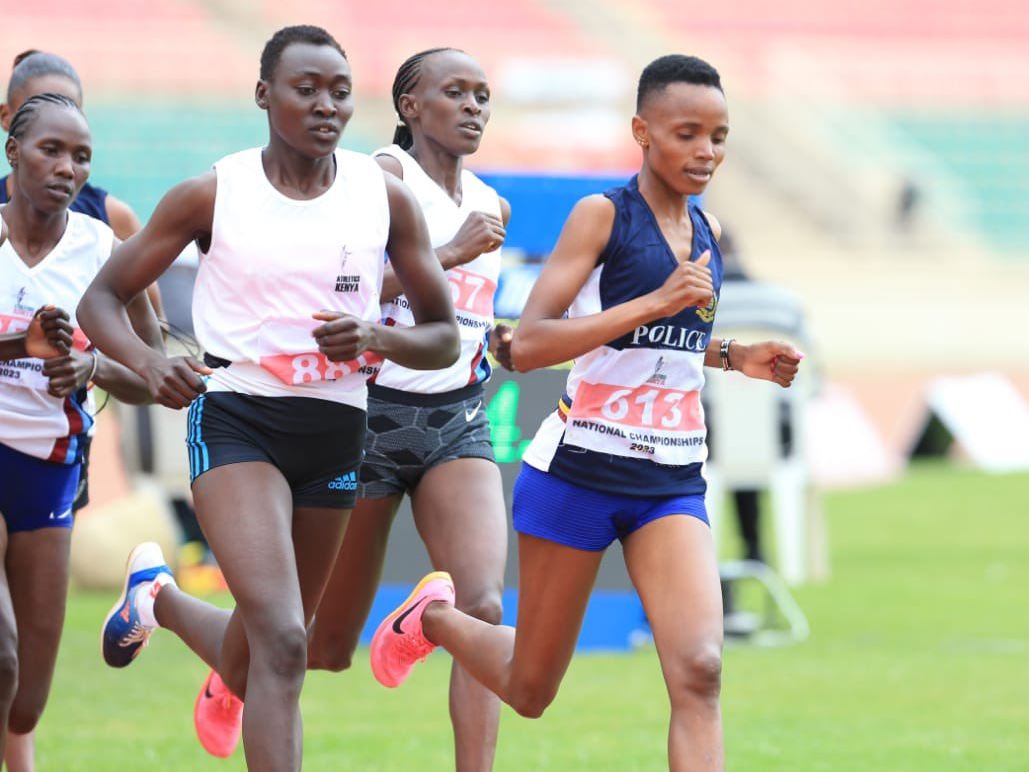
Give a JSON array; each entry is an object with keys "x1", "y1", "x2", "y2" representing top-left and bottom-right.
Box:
[
  {"x1": 193, "y1": 48, "x2": 512, "y2": 770},
  {"x1": 371, "y1": 55, "x2": 803, "y2": 771},
  {"x1": 79, "y1": 26, "x2": 458, "y2": 772},
  {"x1": 0, "y1": 93, "x2": 157, "y2": 768}
]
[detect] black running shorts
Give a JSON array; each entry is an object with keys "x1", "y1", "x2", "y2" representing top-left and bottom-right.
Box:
[
  {"x1": 186, "y1": 392, "x2": 366, "y2": 509},
  {"x1": 359, "y1": 383, "x2": 495, "y2": 499}
]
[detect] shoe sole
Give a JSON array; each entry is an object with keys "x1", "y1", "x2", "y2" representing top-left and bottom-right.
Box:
[
  {"x1": 369, "y1": 570, "x2": 452, "y2": 688},
  {"x1": 99, "y1": 542, "x2": 158, "y2": 667}
]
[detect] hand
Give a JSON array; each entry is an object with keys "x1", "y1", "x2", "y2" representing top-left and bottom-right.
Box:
[
  {"x1": 442, "y1": 211, "x2": 506, "y2": 266},
  {"x1": 489, "y1": 323, "x2": 514, "y2": 371},
  {"x1": 733, "y1": 340, "x2": 804, "y2": 388},
  {"x1": 312, "y1": 311, "x2": 376, "y2": 362},
  {"x1": 42, "y1": 349, "x2": 94, "y2": 398},
  {"x1": 651, "y1": 251, "x2": 713, "y2": 317},
  {"x1": 139, "y1": 354, "x2": 211, "y2": 409},
  {"x1": 25, "y1": 305, "x2": 72, "y2": 358}
]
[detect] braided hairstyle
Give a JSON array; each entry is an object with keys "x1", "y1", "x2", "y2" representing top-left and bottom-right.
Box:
[
  {"x1": 7, "y1": 92, "x2": 82, "y2": 141},
  {"x1": 390, "y1": 47, "x2": 462, "y2": 149}
]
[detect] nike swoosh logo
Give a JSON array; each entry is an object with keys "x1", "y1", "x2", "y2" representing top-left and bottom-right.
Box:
[
  {"x1": 464, "y1": 401, "x2": 482, "y2": 422},
  {"x1": 49, "y1": 508, "x2": 72, "y2": 520},
  {"x1": 392, "y1": 597, "x2": 427, "y2": 635}
]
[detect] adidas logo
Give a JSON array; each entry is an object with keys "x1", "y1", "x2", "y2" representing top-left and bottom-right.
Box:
[{"x1": 328, "y1": 471, "x2": 358, "y2": 491}]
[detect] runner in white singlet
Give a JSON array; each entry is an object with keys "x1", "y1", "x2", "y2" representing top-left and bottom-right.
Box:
[
  {"x1": 310, "y1": 49, "x2": 510, "y2": 771},
  {"x1": 79, "y1": 27, "x2": 459, "y2": 772},
  {"x1": 189, "y1": 47, "x2": 514, "y2": 769},
  {"x1": 0, "y1": 93, "x2": 159, "y2": 764}
]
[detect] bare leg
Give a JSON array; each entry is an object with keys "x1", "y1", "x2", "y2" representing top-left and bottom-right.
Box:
[
  {"x1": 0, "y1": 522, "x2": 18, "y2": 760},
  {"x1": 307, "y1": 495, "x2": 401, "y2": 672},
  {"x1": 423, "y1": 533, "x2": 602, "y2": 718},
  {"x1": 151, "y1": 462, "x2": 348, "y2": 772},
  {"x1": 410, "y1": 459, "x2": 506, "y2": 772},
  {"x1": 3, "y1": 527, "x2": 72, "y2": 772},
  {"x1": 623, "y1": 516, "x2": 724, "y2": 771}
]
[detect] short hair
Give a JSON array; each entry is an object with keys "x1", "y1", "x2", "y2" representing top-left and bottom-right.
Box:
[
  {"x1": 390, "y1": 48, "x2": 463, "y2": 150},
  {"x1": 6, "y1": 50, "x2": 82, "y2": 103},
  {"x1": 7, "y1": 92, "x2": 83, "y2": 141},
  {"x1": 636, "y1": 55, "x2": 722, "y2": 111},
  {"x1": 259, "y1": 25, "x2": 346, "y2": 81}
]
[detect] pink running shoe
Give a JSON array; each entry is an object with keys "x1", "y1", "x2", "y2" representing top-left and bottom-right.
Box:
[
  {"x1": 370, "y1": 571, "x2": 455, "y2": 688},
  {"x1": 194, "y1": 670, "x2": 243, "y2": 758}
]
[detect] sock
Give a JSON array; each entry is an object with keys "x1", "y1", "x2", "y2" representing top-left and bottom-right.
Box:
[{"x1": 136, "y1": 572, "x2": 176, "y2": 629}]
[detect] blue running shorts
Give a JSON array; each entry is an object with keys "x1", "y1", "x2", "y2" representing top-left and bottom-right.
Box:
[
  {"x1": 512, "y1": 462, "x2": 708, "y2": 552},
  {"x1": 0, "y1": 441, "x2": 80, "y2": 533}
]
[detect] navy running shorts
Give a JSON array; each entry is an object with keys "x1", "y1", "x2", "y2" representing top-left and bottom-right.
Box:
[
  {"x1": 359, "y1": 383, "x2": 495, "y2": 499},
  {"x1": 185, "y1": 392, "x2": 366, "y2": 509},
  {"x1": 0, "y1": 441, "x2": 80, "y2": 534},
  {"x1": 512, "y1": 462, "x2": 708, "y2": 552}
]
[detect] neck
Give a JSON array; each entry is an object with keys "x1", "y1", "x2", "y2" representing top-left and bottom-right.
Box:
[
  {"x1": 1, "y1": 193, "x2": 69, "y2": 266},
  {"x1": 262, "y1": 136, "x2": 336, "y2": 197},
  {"x1": 637, "y1": 165, "x2": 690, "y2": 222},
  {"x1": 408, "y1": 139, "x2": 464, "y2": 203}
]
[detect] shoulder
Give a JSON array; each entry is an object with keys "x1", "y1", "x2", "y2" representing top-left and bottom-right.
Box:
[
  {"x1": 571, "y1": 193, "x2": 616, "y2": 227},
  {"x1": 152, "y1": 171, "x2": 217, "y2": 233},
  {"x1": 499, "y1": 196, "x2": 511, "y2": 226},
  {"x1": 373, "y1": 147, "x2": 405, "y2": 180},
  {"x1": 553, "y1": 194, "x2": 616, "y2": 257},
  {"x1": 214, "y1": 147, "x2": 261, "y2": 168},
  {"x1": 172, "y1": 171, "x2": 218, "y2": 204},
  {"x1": 701, "y1": 209, "x2": 722, "y2": 242},
  {"x1": 333, "y1": 149, "x2": 392, "y2": 190}
]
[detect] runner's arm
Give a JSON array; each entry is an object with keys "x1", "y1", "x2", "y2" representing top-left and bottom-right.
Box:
[
  {"x1": 370, "y1": 174, "x2": 460, "y2": 369},
  {"x1": 78, "y1": 174, "x2": 215, "y2": 406},
  {"x1": 512, "y1": 196, "x2": 712, "y2": 372}
]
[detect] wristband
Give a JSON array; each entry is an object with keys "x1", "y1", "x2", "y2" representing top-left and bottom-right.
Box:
[
  {"x1": 87, "y1": 349, "x2": 100, "y2": 383},
  {"x1": 720, "y1": 338, "x2": 735, "y2": 371}
]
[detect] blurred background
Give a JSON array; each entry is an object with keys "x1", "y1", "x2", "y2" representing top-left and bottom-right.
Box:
[{"x1": 2, "y1": 1, "x2": 1028, "y2": 768}]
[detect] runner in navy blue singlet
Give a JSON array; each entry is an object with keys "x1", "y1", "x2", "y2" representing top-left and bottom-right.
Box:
[{"x1": 370, "y1": 55, "x2": 804, "y2": 771}]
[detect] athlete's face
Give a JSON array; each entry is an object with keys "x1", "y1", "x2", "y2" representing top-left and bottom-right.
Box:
[
  {"x1": 258, "y1": 43, "x2": 354, "y2": 159},
  {"x1": 403, "y1": 51, "x2": 490, "y2": 156},
  {"x1": 633, "y1": 83, "x2": 728, "y2": 196},
  {"x1": 5, "y1": 105, "x2": 91, "y2": 215},
  {"x1": 0, "y1": 74, "x2": 83, "y2": 132}
]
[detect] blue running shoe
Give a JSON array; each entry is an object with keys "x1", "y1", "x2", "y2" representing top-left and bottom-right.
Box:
[{"x1": 101, "y1": 542, "x2": 172, "y2": 668}]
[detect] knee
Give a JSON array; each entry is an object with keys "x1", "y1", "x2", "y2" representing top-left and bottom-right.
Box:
[
  {"x1": 8, "y1": 697, "x2": 42, "y2": 735},
  {"x1": 666, "y1": 642, "x2": 723, "y2": 706},
  {"x1": 307, "y1": 635, "x2": 356, "y2": 674},
  {"x1": 507, "y1": 679, "x2": 558, "y2": 719},
  {"x1": 253, "y1": 624, "x2": 309, "y2": 683},
  {"x1": 456, "y1": 590, "x2": 503, "y2": 627}
]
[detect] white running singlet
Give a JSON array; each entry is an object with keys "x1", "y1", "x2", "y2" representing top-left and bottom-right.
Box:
[
  {"x1": 0, "y1": 211, "x2": 113, "y2": 462},
  {"x1": 372, "y1": 144, "x2": 502, "y2": 393},
  {"x1": 194, "y1": 148, "x2": 389, "y2": 409}
]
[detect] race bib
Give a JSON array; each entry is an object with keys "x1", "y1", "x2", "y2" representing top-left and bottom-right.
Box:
[
  {"x1": 259, "y1": 350, "x2": 384, "y2": 386},
  {"x1": 0, "y1": 313, "x2": 89, "y2": 391},
  {"x1": 564, "y1": 380, "x2": 706, "y2": 463},
  {"x1": 447, "y1": 267, "x2": 496, "y2": 318}
]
